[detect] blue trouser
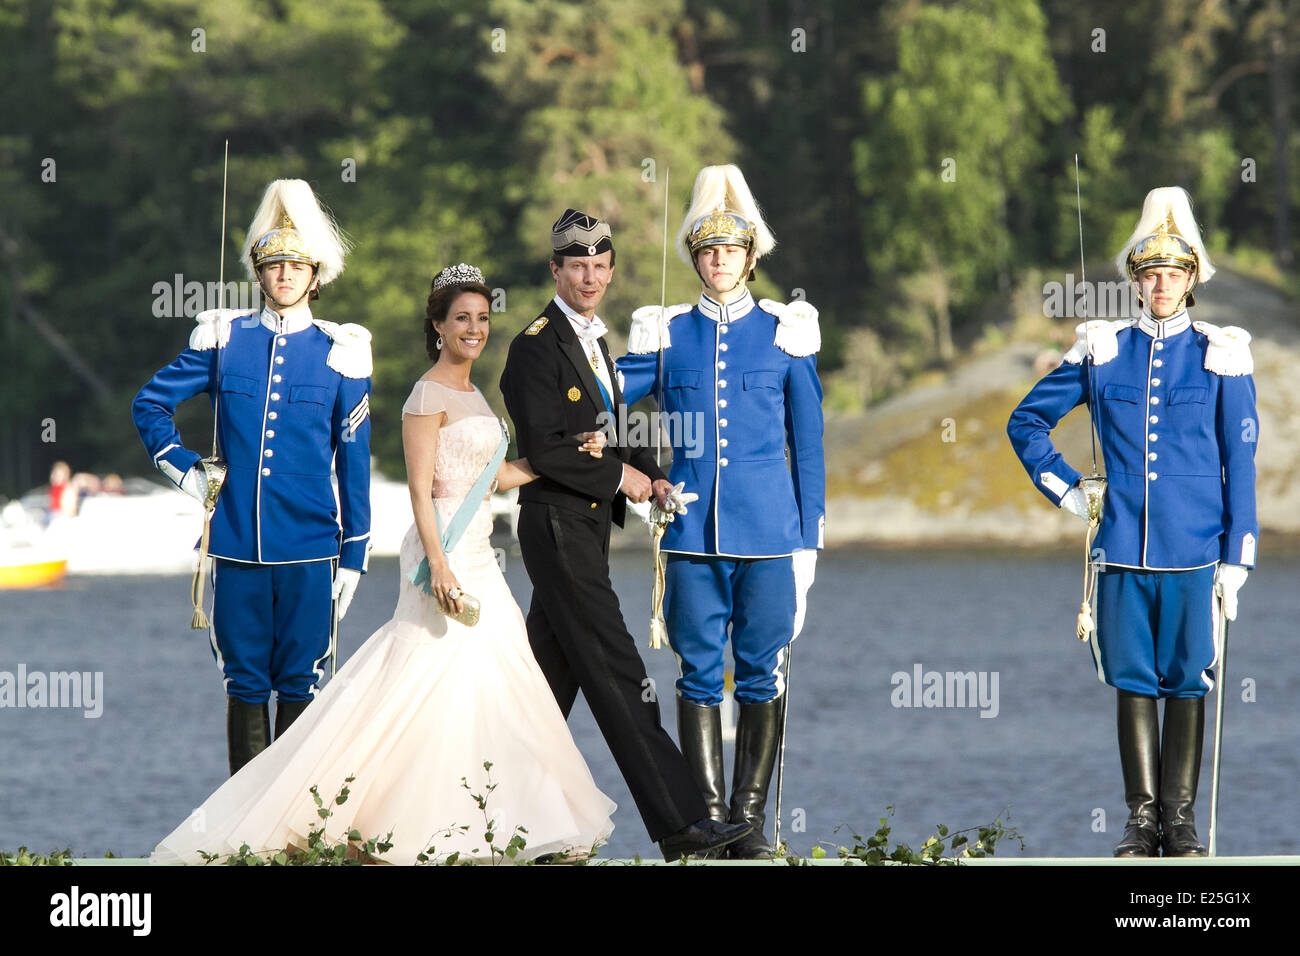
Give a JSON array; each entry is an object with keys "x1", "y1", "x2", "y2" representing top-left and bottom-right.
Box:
[
  {"x1": 664, "y1": 553, "x2": 796, "y2": 705},
  {"x1": 1093, "y1": 565, "x2": 1218, "y2": 699},
  {"x1": 211, "y1": 558, "x2": 334, "y2": 704}
]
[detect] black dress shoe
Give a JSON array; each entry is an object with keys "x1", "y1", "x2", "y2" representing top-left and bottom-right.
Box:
[{"x1": 660, "y1": 819, "x2": 752, "y2": 862}]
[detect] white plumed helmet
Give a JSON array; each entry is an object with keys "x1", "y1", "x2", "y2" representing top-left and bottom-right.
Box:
[
  {"x1": 675, "y1": 164, "x2": 775, "y2": 266},
  {"x1": 1115, "y1": 186, "x2": 1214, "y2": 303},
  {"x1": 242, "y1": 179, "x2": 350, "y2": 286}
]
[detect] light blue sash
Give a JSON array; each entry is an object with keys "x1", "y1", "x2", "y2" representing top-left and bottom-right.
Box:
[{"x1": 406, "y1": 419, "x2": 509, "y2": 594}]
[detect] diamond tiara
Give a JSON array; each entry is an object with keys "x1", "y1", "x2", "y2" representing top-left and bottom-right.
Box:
[{"x1": 432, "y1": 262, "x2": 486, "y2": 291}]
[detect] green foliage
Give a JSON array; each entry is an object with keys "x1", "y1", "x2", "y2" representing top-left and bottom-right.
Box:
[
  {"x1": 416, "y1": 761, "x2": 533, "y2": 866},
  {"x1": 855, "y1": 0, "x2": 1069, "y2": 359},
  {"x1": 196, "y1": 775, "x2": 395, "y2": 866},
  {"x1": 784, "y1": 805, "x2": 1024, "y2": 866},
  {"x1": 0, "y1": 846, "x2": 77, "y2": 866},
  {"x1": 1, "y1": 0, "x2": 1295, "y2": 494},
  {"x1": 190, "y1": 761, "x2": 585, "y2": 866}
]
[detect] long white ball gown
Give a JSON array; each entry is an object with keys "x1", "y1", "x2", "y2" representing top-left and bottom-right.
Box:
[{"x1": 151, "y1": 379, "x2": 616, "y2": 864}]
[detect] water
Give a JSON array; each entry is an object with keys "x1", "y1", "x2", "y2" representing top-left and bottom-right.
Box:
[{"x1": 2, "y1": 545, "x2": 1297, "y2": 861}]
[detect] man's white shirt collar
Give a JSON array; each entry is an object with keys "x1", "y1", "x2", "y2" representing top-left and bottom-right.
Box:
[
  {"x1": 1137, "y1": 308, "x2": 1190, "y2": 339},
  {"x1": 259, "y1": 305, "x2": 314, "y2": 335},
  {"x1": 553, "y1": 295, "x2": 608, "y2": 339},
  {"x1": 698, "y1": 289, "x2": 755, "y2": 324}
]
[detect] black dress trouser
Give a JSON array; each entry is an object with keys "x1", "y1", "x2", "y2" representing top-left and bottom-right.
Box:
[{"x1": 517, "y1": 501, "x2": 707, "y2": 842}]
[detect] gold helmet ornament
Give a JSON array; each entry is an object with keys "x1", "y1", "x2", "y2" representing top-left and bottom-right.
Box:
[
  {"x1": 676, "y1": 165, "x2": 775, "y2": 266},
  {"x1": 251, "y1": 214, "x2": 316, "y2": 272},
  {"x1": 242, "y1": 179, "x2": 350, "y2": 288},
  {"x1": 1116, "y1": 186, "x2": 1213, "y2": 308},
  {"x1": 686, "y1": 207, "x2": 758, "y2": 256}
]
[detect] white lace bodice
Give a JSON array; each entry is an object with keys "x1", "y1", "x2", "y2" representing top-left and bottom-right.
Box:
[{"x1": 395, "y1": 379, "x2": 505, "y2": 621}]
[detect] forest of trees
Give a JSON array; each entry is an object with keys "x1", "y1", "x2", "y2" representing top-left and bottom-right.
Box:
[{"x1": 1, "y1": 0, "x2": 1294, "y2": 495}]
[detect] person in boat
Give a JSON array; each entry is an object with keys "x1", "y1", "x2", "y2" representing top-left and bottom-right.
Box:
[
  {"x1": 616, "y1": 165, "x2": 826, "y2": 858},
  {"x1": 1007, "y1": 186, "x2": 1257, "y2": 857},
  {"x1": 132, "y1": 179, "x2": 372, "y2": 776}
]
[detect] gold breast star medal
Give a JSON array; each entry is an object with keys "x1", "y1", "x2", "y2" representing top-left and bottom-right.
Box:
[
  {"x1": 567, "y1": 386, "x2": 581, "y2": 402},
  {"x1": 524, "y1": 316, "x2": 548, "y2": 336}
]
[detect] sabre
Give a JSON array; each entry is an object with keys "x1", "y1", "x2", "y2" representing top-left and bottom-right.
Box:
[
  {"x1": 190, "y1": 140, "x2": 231, "y2": 628},
  {"x1": 773, "y1": 644, "x2": 793, "y2": 853},
  {"x1": 656, "y1": 166, "x2": 670, "y2": 469},
  {"x1": 1073, "y1": 154, "x2": 1106, "y2": 643},
  {"x1": 1076, "y1": 154, "x2": 1101, "y2": 482},
  {"x1": 1208, "y1": 609, "x2": 1229, "y2": 857},
  {"x1": 330, "y1": 560, "x2": 341, "y2": 680},
  {"x1": 647, "y1": 167, "x2": 672, "y2": 650}
]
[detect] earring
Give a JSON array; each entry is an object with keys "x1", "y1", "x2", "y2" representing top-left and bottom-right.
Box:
[{"x1": 436, "y1": 335, "x2": 444, "y2": 350}]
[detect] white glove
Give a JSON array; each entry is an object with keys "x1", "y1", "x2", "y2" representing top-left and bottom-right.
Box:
[
  {"x1": 650, "y1": 481, "x2": 700, "y2": 525},
  {"x1": 1215, "y1": 564, "x2": 1248, "y2": 622},
  {"x1": 179, "y1": 465, "x2": 206, "y2": 502},
  {"x1": 333, "y1": 568, "x2": 361, "y2": 621},
  {"x1": 791, "y1": 549, "x2": 818, "y2": 639},
  {"x1": 1059, "y1": 485, "x2": 1090, "y2": 521}
]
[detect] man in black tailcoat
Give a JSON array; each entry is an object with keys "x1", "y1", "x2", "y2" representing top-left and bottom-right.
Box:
[{"x1": 499, "y1": 208, "x2": 750, "y2": 861}]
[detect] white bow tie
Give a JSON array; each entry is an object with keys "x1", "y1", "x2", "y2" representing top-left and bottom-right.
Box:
[{"x1": 574, "y1": 317, "x2": 608, "y2": 342}]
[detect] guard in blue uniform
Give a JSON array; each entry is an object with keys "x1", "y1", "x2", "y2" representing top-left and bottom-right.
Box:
[
  {"x1": 133, "y1": 179, "x2": 372, "y2": 774},
  {"x1": 618, "y1": 165, "x2": 825, "y2": 857},
  {"x1": 1008, "y1": 187, "x2": 1256, "y2": 857}
]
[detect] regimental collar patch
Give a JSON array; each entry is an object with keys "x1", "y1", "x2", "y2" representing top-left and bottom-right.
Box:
[
  {"x1": 698, "y1": 290, "x2": 755, "y2": 325},
  {"x1": 260, "y1": 306, "x2": 314, "y2": 336},
  {"x1": 1136, "y1": 309, "x2": 1191, "y2": 339}
]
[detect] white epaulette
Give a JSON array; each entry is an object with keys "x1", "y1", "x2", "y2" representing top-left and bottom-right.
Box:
[
  {"x1": 760, "y1": 298, "x2": 821, "y2": 357},
  {"x1": 312, "y1": 320, "x2": 373, "y2": 378},
  {"x1": 627, "y1": 303, "x2": 692, "y2": 353},
  {"x1": 189, "y1": 308, "x2": 251, "y2": 350},
  {"x1": 1062, "y1": 319, "x2": 1136, "y2": 367},
  {"x1": 1193, "y1": 321, "x2": 1254, "y2": 376}
]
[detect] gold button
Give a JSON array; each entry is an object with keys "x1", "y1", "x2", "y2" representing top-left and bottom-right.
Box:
[{"x1": 590, "y1": 502, "x2": 598, "y2": 509}]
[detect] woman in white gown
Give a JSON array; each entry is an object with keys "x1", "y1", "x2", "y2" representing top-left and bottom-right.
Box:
[{"x1": 152, "y1": 264, "x2": 616, "y2": 865}]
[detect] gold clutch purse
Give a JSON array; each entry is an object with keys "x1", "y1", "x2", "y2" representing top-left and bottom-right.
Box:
[{"x1": 447, "y1": 593, "x2": 481, "y2": 627}]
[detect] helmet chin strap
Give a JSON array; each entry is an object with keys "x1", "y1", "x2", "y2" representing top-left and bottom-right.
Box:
[{"x1": 693, "y1": 250, "x2": 756, "y2": 297}]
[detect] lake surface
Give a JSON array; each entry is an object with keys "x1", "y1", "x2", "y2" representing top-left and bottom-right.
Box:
[{"x1": 2, "y1": 544, "x2": 1297, "y2": 861}]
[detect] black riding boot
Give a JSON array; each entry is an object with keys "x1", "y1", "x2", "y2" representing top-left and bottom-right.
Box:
[
  {"x1": 1160, "y1": 696, "x2": 1207, "y2": 857},
  {"x1": 274, "y1": 697, "x2": 312, "y2": 740},
  {"x1": 227, "y1": 698, "x2": 271, "y2": 776},
  {"x1": 677, "y1": 698, "x2": 728, "y2": 823},
  {"x1": 727, "y1": 698, "x2": 783, "y2": 860},
  {"x1": 676, "y1": 699, "x2": 728, "y2": 860},
  {"x1": 1113, "y1": 690, "x2": 1160, "y2": 857}
]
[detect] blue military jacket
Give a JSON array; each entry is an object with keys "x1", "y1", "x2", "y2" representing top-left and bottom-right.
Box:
[
  {"x1": 132, "y1": 307, "x2": 373, "y2": 571},
  {"x1": 617, "y1": 290, "x2": 825, "y2": 558},
  {"x1": 1007, "y1": 311, "x2": 1257, "y2": 570}
]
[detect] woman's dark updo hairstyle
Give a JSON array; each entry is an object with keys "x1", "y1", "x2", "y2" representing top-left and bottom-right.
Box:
[{"x1": 425, "y1": 279, "x2": 492, "y2": 360}]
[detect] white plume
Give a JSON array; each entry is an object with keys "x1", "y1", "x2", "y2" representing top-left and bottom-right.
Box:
[
  {"x1": 1115, "y1": 185, "x2": 1214, "y2": 284},
  {"x1": 675, "y1": 164, "x2": 776, "y2": 265},
  {"x1": 241, "y1": 179, "x2": 350, "y2": 286}
]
